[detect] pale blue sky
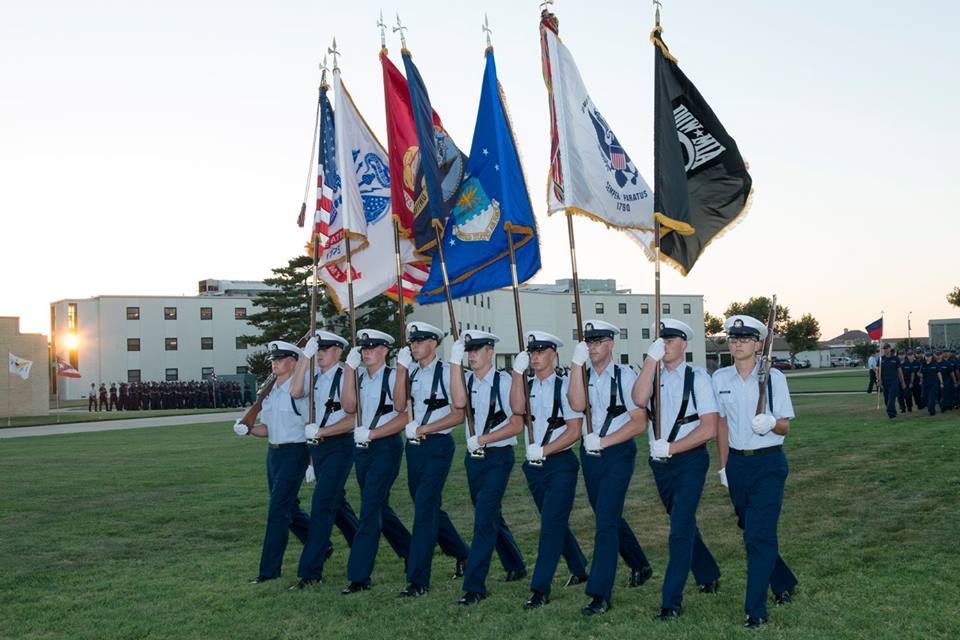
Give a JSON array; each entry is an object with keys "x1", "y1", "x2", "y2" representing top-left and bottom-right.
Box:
[{"x1": 2, "y1": 0, "x2": 958, "y2": 340}]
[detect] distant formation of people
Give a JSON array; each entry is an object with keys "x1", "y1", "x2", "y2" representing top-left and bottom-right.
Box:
[{"x1": 85, "y1": 380, "x2": 252, "y2": 412}]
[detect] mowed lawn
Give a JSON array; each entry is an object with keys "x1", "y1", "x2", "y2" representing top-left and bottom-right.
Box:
[
  {"x1": 783, "y1": 369, "x2": 868, "y2": 394},
  {"x1": 1, "y1": 395, "x2": 958, "y2": 639}
]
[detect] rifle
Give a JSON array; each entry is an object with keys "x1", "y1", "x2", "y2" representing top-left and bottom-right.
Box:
[
  {"x1": 755, "y1": 295, "x2": 778, "y2": 416},
  {"x1": 237, "y1": 331, "x2": 313, "y2": 427}
]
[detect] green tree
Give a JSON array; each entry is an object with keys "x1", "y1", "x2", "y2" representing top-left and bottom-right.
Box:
[
  {"x1": 245, "y1": 350, "x2": 272, "y2": 385},
  {"x1": 948, "y1": 287, "x2": 960, "y2": 307},
  {"x1": 724, "y1": 296, "x2": 791, "y2": 335},
  {"x1": 849, "y1": 341, "x2": 877, "y2": 364},
  {"x1": 784, "y1": 313, "x2": 821, "y2": 357},
  {"x1": 704, "y1": 311, "x2": 724, "y2": 336}
]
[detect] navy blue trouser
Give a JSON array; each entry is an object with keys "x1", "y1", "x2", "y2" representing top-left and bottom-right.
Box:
[
  {"x1": 649, "y1": 446, "x2": 721, "y2": 610},
  {"x1": 462, "y1": 447, "x2": 526, "y2": 594},
  {"x1": 913, "y1": 382, "x2": 925, "y2": 409},
  {"x1": 405, "y1": 434, "x2": 469, "y2": 587},
  {"x1": 258, "y1": 444, "x2": 311, "y2": 579},
  {"x1": 941, "y1": 381, "x2": 955, "y2": 412},
  {"x1": 882, "y1": 381, "x2": 900, "y2": 418},
  {"x1": 924, "y1": 385, "x2": 939, "y2": 416},
  {"x1": 523, "y1": 450, "x2": 588, "y2": 595},
  {"x1": 899, "y1": 384, "x2": 912, "y2": 412},
  {"x1": 726, "y1": 449, "x2": 797, "y2": 620},
  {"x1": 347, "y1": 434, "x2": 411, "y2": 583},
  {"x1": 581, "y1": 439, "x2": 647, "y2": 604},
  {"x1": 297, "y1": 437, "x2": 356, "y2": 580},
  {"x1": 866, "y1": 370, "x2": 876, "y2": 393}
]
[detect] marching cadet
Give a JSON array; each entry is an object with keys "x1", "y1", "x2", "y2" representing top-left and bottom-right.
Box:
[
  {"x1": 567, "y1": 320, "x2": 653, "y2": 616},
  {"x1": 911, "y1": 347, "x2": 926, "y2": 410},
  {"x1": 879, "y1": 344, "x2": 905, "y2": 419},
  {"x1": 449, "y1": 330, "x2": 527, "y2": 606},
  {"x1": 98, "y1": 383, "x2": 108, "y2": 411},
  {"x1": 509, "y1": 331, "x2": 589, "y2": 610},
  {"x1": 713, "y1": 316, "x2": 798, "y2": 630},
  {"x1": 288, "y1": 330, "x2": 360, "y2": 590},
  {"x1": 233, "y1": 338, "x2": 315, "y2": 585},
  {"x1": 920, "y1": 350, "x2": 943, "y2": 416},
  {"x1": 632, "y1": 319, "x2": 722, "y2": 622},
  {"x1": 339, "y1": 329, "x2": 412, "y2": 594},
  {"x1": 939, "y1": 348, "x2": 957, "y2": 412},
  {"x1": 393, "y1": 322, "x2": 470, "y2": 597},
  {"x1": 899, "y1": 350, "x2": 917, "y2": 413}
]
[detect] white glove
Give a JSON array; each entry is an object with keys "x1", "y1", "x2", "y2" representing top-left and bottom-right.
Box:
[
  {"x1": 525, "y1": 443, "x2": 545, "y2": 462},
  {"x1": 304, "y1": 465, "x2": 316, "y2": 484},
  {"x1": 571, "y1": 341, "x2": 589, "y2": 366},
  {"x1": 345, "y1": 346, "x2": 362, "y2": 370},
  {"x1": 233, "y1": 420, "x2": 249, "y2": 436},
  {"x1": 405, "y1": 420, "x2": 420, "y2": 440},
  {"x1": 449, "y1": 340, "x2": 466, "y2": 366},
  {"x1": 302, "y1": 337, "x2": 319, "y2": 359},
  {"x1": 397, "y1": 346, "x2": 413, "y2": 369},
  {"x1": 646, "y1": 338, "x2": 665, "y2": 362},
  {"x1": 651, "y1": 439, "x2": 672, "y2": 459},
  {"x1": 719, "y1": 468, "x2": 728, "y2": 488},
  {"x1": 467, "y1": 435, "x2": 481, "y2": 453},
  {"x1": 512, "y1": 351, "x2": 530, "y2": 374},
  {"x1": 354, "y1": 426, "x2": 371, "y2": 445},
  {"x1": 751, "y1": 413, "x2": 777, "y2": 435},
  {"x1": 584, "y1": 433, "x2": 603, "y2": 452},
  {"x1": 304, "y1": 423, "x2": 320, "y2": 439}
]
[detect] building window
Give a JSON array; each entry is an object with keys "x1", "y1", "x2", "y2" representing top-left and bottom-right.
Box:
[
  {"x1": 618, "y1": 303, "x2": 627, "y2": 314},
  {"x1": 200, "y1": 307, "x2": 213, "y2": 320},
  {"x1": 164, "y1": 307, "x2": 177, "y2": 320},
  {"x1": 127, "y1": 338, "x2": 140, "y2": 352},
  {"x1": 480, "y1": 296, "x2": 484, "y2": 308},
  {"x1": 457, "y1": 321, "x2": 462, "y2": 333},
  {"x1": 640, "y1": 302, "x2": 649, "y2": 314},
  {"x1": 235, "y1": 307, "x2": 247, "y2": 320},
  {"x1": 683, "y1": 303, "x2": 692, "y2": 315},
  {"x1": 487, "y1": 296, "x2": 491, "y2": 309},
  {"x1": 620, "y1": 328, "x2": 629, "y2": 339},
  {"x1": 236, "y1": 366, "x2": 249, "y2": 375},
  {"x1": 67, "y1": 303, "x2": 78, "y2": 330},
  {"x1": 571, "y1": 302, "x2": 576, "y2": 314},
  {"x1": 165, "y1": 338, "x2": 178, "y2": 351},
  {"x1": 595, "y1": 302, "x2": 604, "y2": 314},
  {"x1": 201, "y1": 337, "x2": 214, "y2": 350},
  {"x1": 685, "y1": 353, "x2": 694, "y2": 363},
  {"x1": 642, "y1": 328, "x2": 650, "y2": 339},
  {"x1": 127, "y1": 369, "x2": 141, "y2": 384},
  {"x1": 662, "y1": 303, "x2": 671, "y2": 314},
  {"x1": 165, "y1": 368, "x2": 179, "y2": 382},
  {"x1": 235, "y1": 337, "x2": 246, "y2": 349},
  {"x1": 620, "y1": 354, "x2": 629, "y2": 365},
  {"x1": 202, "y1": 367, "x2": 215, "y2": 380},
  {"x1": 126, "y1": 307, "x2": 140, "y2": 320},
  {"x1": 572, "y1": 328, "x2": 579, "y2": 340}
]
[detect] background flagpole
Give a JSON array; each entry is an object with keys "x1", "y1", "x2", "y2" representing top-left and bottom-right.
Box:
[
  {"x1": 877, "y1": 310, "x2": 883, "y2": 410},
  {"x1": 506, "y1": 224, "x2": 536, "y2": 450}
]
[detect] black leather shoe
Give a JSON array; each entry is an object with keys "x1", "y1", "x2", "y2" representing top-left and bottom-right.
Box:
[
  {"x1": 628, "y1": 565, "x2": 653, "y2": 588},
  {"x1": 452, "y1": 559, "x2": 465, "y2": 579},
  {"x1": 248, "y1": 576, "x2": 276, "y2": 585},
  {"x1": 341, "y1": 581, "x2": 371, "y2": 595},
  {"x1": 775, "y1": 588, "x2": 794, "y2": 606},
  {"x1": 289, "y1": 578, "x2": 320, "y2": 590},
  {"x1": 655, "y1": 607, "x2": 681, "y2": 621},
  {"x1": 698, "y1": 579, "x2": 720, "y2": 594},
  {"x1": 581, "y1": 595, "x2": 610, "y2": 616},
  {"x1": 523, "y1": 591, "x2": 549, "y2": 610},
  {"x1": 564, "y1": 573, "x2": 589, "y2": 587},
  {"x1": 743, "y1": 616, "x2": 767, "y2": 630},
  {"x1": 457, "y1": 591, "x2": 486, "y2": 606},
  {"x1": 504, "y1": 568, "x2": 528, "y2": 582},
  {"x1": 398, "y1": 583, "x2": 429, "y2": 598}
]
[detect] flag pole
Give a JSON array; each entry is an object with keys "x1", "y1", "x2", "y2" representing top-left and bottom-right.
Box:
[
  {"x1": 877, "y1": 310, "x2": 883, "y2": 411},
  {"x1": 651, "y1": 0, "x2": 664, "y2": 439},
  {"x1": 565, "y1": 211, "x2": 599, "y2": 451},
  {"x1": 432, "y1": 224, "x2": 480, "y2": 454},
  {"x1": 392, "y1": 218, "x2": 408, "y2": 347},
  {"x1": 344, "y1": 234, "x2": 362, "y2": 427},
  {"x1": 506, "y1": 224, "x2": 536, "y2": 449}
]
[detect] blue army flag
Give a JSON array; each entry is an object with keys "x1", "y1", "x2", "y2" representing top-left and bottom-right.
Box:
[
  {"x1": 401, "y1": 50, "x2": 468, "y2": 258},
  {"x1": 416, "y1": 48, "x2": 541, "y2": 304}
]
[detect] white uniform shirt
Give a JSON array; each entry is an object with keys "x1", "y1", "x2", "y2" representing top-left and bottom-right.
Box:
[
  {"x1": 711, "y1": 363, "x2": 795, "y2": 451},
  {"x1": 359, "y1": 365, "x2": 398, "y2": 429},
  {"x1": 466, "y1": 368, "x2": 516, "y2": 448},
  {"x1": 867, "y1": 355, "x2": 878, "y2": 369},
  {"x1": 260, "y1": 376, "x2": 308, "y2": 445},
  {"x1": 648, "y1": 363, "x2": 718, "y2": 447},
  {"x1": 308, "y1": 364, "x2": 347, "y2": 428},
  {"x1": 583, "y1": 363, "x2": 639, "y2": 438},
  {"x1": 528, "y1": 373, "x2": 583, "y2": 451},
  {"x1": 409, "y1": 356, "x2": 454, "y2": 434}
]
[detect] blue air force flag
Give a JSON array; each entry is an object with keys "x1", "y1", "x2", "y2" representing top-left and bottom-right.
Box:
[{"x1": 416, "y1": 49, "x2": 541, "y2": 304}]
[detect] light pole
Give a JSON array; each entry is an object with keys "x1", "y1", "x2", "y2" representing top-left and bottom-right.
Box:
[{"x1": 907, "y1": 312, "x2": 912, "y2": 349}]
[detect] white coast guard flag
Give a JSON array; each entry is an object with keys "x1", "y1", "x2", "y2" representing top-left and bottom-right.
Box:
[
  {"x1": 320, "y1": 71, "x2": 423, "y2": 311},
  {"x1": 8, "y1": 353, "x2": 32, "y2": 380},
  {"x1": 542, "y1": 26, "x2": 655, "y2": 230}
]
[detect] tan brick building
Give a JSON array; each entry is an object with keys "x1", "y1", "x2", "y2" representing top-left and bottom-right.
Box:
[{"x1": 1, "y1": 317, "x2": 49, "y2": 418}]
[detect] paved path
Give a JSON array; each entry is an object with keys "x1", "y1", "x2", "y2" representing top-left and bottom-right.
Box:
[{"x1": 0, "y1": 411, "x2": 242, "y2": 439}]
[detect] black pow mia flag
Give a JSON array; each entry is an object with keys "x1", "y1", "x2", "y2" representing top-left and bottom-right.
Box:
[{"x1": 651, "y1": 27, "x2": 753, "y2": 276}]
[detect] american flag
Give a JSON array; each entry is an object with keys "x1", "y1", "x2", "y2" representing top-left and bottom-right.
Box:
[
  {"x1": 313, "y1": 86, "x2": 339, "y2": 252},
  {"x1": 55, "y1": 358, "x2": 81, "y2": 378},
  {"x1": 386, "y1": 261, "x2": 430, "y2": 302}
]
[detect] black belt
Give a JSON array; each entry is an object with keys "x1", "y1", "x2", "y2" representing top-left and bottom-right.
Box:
[
  {"x1": 474, "y1": 445, "x2": 513, "y2": 454},
  {"x1": 730, "y1": 445, "x2": 782, "y2": 457},
  {"x1": 268, "y1": 442, "x2": 307, "y2": 449},
  {"x1": 307, "y1": 432, "x2": 352, "y2": 445}
]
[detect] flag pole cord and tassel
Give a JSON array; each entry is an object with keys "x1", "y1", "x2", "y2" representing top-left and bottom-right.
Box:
[{"x1": 506, "y1": 224, "x2": 537, "y2": 454}]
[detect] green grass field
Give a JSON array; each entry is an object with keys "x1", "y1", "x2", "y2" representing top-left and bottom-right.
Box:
[
  {"x1": 2, "y1": 395, "x2": 958, "y2": 639},
  {"x1": 2, "y1": 408, "x2": 236, "y2": 429},
  {"x1": 783, "y1": 369, "x2": 868, "y2": 394}
]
